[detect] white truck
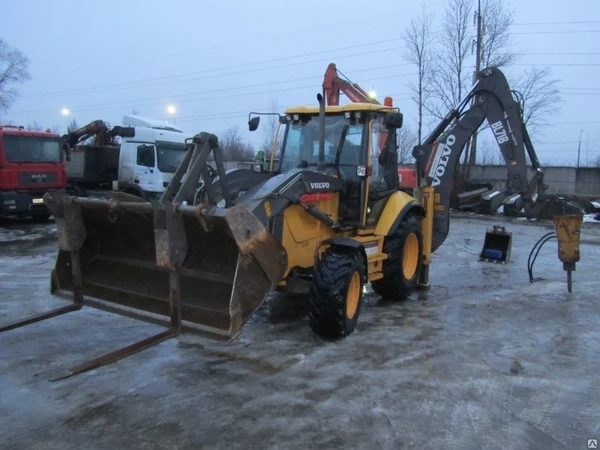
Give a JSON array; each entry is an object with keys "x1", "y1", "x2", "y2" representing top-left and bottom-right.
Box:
[{"x1": 64, "y1": 115, "x2": 192, "y2": 200}]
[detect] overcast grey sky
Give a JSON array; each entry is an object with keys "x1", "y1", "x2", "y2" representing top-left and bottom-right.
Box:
[{"x1": 3, "y1": 0, "x2": 600, "y2": 166}]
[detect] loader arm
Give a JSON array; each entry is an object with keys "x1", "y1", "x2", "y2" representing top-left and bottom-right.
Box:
[{"x1": 412, "y1": 67, "x2": 547, "y2": 253}]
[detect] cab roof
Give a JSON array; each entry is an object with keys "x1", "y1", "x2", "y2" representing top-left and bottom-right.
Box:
[
  {"x1": 284, "y1": 103, "x2": 396, "y2": 115},
  {"x1": 0, "y1": 126, "x2": 60, "y2": 138}
]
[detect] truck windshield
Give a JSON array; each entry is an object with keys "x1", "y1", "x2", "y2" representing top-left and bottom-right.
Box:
[
  {"x1": 280, "y1": 115, "x2": 364, "y2": 173},
  {"x1": 2, "y1": 135, "x2": 62, "y2": 163},
  {"x1": 156, "y1": 142, "x2": 187, "y2": 173}
]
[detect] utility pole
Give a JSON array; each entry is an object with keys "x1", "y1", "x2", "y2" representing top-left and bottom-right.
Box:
[
  {"x1": 577, "y1": 129, "x2": 583, "y2": 167},
  {"x1": 464, "y1": 0, "x2": 483, "y2": 180}
]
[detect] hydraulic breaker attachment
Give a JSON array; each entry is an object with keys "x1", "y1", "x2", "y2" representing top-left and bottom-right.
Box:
[
  {"x1": 552, "y1": 214, "x2": 583, "y2": 293},
  {"x1": 0, "y1": 132, "x2": 287, "y2": 379},
  {"x1": 480, "y1": 225, "x2": 512, "y2": 263}
]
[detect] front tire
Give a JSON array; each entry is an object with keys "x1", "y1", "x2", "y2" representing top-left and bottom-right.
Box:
[
  {"x1": 309, "y1": 249, "x2": 366, "y2": 338},
  {"x1": 371, "y1": 214, "x2": 423, "y2": 300}
]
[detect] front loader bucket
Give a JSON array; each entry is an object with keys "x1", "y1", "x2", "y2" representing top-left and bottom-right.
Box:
[
  {"x1": 47, "y1": 192, "x2": 287, "y2": 340},
  {"x1": 479, "y1": 225, "x2": 512, "y2": 263}
]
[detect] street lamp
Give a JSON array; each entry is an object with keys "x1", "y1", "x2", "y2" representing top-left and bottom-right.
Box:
[
  {"x1": 368, "y1": 90, "x2": 377, "y2": 100},
  {"x1": 61, "y1": 108, "x2": 70, "y2": 133},
  {"x1": 167, "y1": 105, "x2": 176, "y2": 124}
]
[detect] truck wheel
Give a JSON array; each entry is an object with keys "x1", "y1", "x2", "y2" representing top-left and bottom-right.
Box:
[
  {"x1": 372, "y1": 214, "x2": 423, "y2": 300},
  {"x1": 309, "y1": 249, "x2": 366, "y2": 338},
  {"x1": 31, "y1": 212, "x2": 51, "y2": 223}
]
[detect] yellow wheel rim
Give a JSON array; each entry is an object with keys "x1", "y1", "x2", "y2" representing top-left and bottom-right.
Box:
[
  {"x1": 402, "y1": 233, "x2": 419, "y2": 280},
  {"x1": 346, "y1": 272, "x2": 360, "y2": 319}
]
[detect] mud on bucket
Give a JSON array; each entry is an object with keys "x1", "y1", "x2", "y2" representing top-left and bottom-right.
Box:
[
  {"x1": 479, "y1": 225, "x2": 512, "y2": 263},
  {"x1": 50, "y1": 193, "x2": 287, "y2": 340}
]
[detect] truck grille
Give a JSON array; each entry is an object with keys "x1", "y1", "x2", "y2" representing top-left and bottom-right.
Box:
[{"x1": 18, "y1": 172, "x2": 58, "y2": 184}]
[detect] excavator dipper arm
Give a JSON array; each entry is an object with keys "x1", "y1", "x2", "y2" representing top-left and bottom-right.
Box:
[
  {"x1": 412, "y1": 67, "x2": 546, "y2": 253},
  {"x1": 322, "y1": 63, "x2": 379, "y2": 106}
]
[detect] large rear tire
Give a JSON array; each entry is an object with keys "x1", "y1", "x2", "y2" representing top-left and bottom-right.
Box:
[
  {"x1": 371, "y1": 214, "x2": 423, "y2": 300},
  {"x1": 309, "y1": 249, "x2": 366, "y2": 338}
]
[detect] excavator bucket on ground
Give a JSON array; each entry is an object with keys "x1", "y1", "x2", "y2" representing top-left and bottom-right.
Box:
[
  {"x1": 1, "y1": 132, "x2": 286, "y2": 379},
  {"x1": 480, "y1": 225, "x2": 512, "y2": 263}
]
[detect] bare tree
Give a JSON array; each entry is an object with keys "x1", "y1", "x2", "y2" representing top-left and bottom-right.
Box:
[
  {"x1": 0, "y1": 39, "x2": 30, "y2": 112},
  {"x1": 479, "y1": 0, "x2": 519, "y2": 69},
  {"x1": 397, "y1": 125, "x2": 418, "y2": 164},
  {"x1": 475, "y1": 141, "x2": 503, "y2": 165},
  {"x1": 27, "y1": 120, "x2": 43, "y2": 131},
  {"x1": 68, "y1": 118, "x2": 79, "y2": 133},
  {"x1": 220, "y1": 126, "x2": 255, "y2": 161},
  {"x1": 403, "y1": 9, "x2": 434, "y2": 144},
  {"x1": 261, "y1": 97, "x2": 283, "y2": 158},
  {"x1": 426, "y1": 0, "x2": 473, "y2": 120},
  {"x1": 513, "y1": 67, "x2": 561, "y2": 134}
]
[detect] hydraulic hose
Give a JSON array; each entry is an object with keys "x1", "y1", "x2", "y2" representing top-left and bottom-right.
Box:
[{"x1": 528, "y1": 232, "x2": 557, "y2": 282}]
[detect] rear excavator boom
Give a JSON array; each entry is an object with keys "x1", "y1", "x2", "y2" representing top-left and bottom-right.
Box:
[{"x1": 413, "y1": 67, "x2": 547, "y2": 254}]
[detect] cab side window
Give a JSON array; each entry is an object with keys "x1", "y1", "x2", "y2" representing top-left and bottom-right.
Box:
[
  {"x1": 369, "y1": 118, "x2": 397, "y2": 194},
  {"x1": 137, "y1": 144, "x2": 155, "y2": 167}
]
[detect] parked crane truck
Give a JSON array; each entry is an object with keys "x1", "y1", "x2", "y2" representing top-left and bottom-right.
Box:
[
  {"x1": 62, "y1": 115, "x2": 193, "y2": 200},
  {"x1": 2, "y1": 67, "x2": 548, "y2": 380}
]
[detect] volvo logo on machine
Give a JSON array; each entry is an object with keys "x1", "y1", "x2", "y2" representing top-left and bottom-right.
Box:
[
  {"x1": 429, "y1": 135, "x2": 455, "y2": 186},
  {"x1": 310, "y1": 182, "x2": 330, "y2": 190}
]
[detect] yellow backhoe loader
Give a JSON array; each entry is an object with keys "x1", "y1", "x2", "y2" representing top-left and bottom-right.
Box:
[{"x1": 1, "y1": 67, "x2": 546, "y2": 379}]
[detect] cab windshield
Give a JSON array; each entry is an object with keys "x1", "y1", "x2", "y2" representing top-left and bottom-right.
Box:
[
  {"x1": 156, "y1": 141, "x2": 187, "y2": 173},
  {"x1": 2, "y1": 135, "x2": 62, "y2": 163},
  {"x1": 279, "y1": 115, "x2": 364, "y2": 172}
]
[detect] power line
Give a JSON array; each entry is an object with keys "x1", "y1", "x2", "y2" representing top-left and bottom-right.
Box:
[
  {"x1": 17, "y1": 56, "x2": 600, "y2": 109},
  {"x1": 21, "y1": 39, "x2": 406, "y2": 100},
  {"x1": 512, "y1": 29, "x2": 600, "y2": 35},
  {"x1": 19, "y1": 47, "x2": 408, "y2": 102},
  {"x1": 512, "y1": 20, "x2": 600, "y2": 26},
  {"x1": 175, "y1": 92, "x2": 414, "y2": 123},
  {"x1": 561, "y1": 92, "x2": 600, "y2": 96},
  {"x1": 10, "y1": 69, "x2": 418, "y2": 116},
  {"x1": 560, "y1": 87, "x2": 600, "y2": 91},
  {"x1": 523, "y1": 52, "x2": 600, "y2": 55},
  {"x1": 513, "y1": 63, "x2": 600, "y2": 67}
]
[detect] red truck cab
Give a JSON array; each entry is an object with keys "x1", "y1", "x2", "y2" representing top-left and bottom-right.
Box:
[
  {"x1": 398, "y1": 167, "x2": 417, "y2": 194},
  {"x1": 0, "y1": 125, "x2": 66, "y2": 221}
]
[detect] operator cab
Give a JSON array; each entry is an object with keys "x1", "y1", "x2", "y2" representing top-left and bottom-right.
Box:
[{"x1": 276, "y1": 103, "x2": 402, "y2": 227}]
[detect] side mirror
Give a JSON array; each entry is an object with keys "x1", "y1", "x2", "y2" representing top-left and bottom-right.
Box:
[
  {"x1": 384, "y1": 112, "x2": 403, "y2": 129},
  {"x1": 248, "y1": 116, "x2": 260, "y2": 132}
]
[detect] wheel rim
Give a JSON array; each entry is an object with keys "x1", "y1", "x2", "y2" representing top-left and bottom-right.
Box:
[
  {"x1": 402, "y1": 233, "x2": 419, "y2": 280},
  {"x1": 346, "y1": 272, "x2": 360, "y2": 319}
]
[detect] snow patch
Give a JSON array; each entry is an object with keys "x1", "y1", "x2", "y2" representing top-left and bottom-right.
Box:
[{"x1": 583, "y1": 214, "x2": 599, "y2": 223}]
